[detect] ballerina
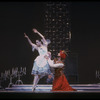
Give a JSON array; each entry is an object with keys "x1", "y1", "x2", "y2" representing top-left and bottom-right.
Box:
[{"x1": 24, "y1": 28, "x2": 51, "y2": 91}]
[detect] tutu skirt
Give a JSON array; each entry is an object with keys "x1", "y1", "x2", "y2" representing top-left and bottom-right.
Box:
[{"x1": 31, "y1": 60, "x2": 51, "y2": 78}]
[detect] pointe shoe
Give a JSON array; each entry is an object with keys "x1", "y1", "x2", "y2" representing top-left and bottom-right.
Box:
[{"x1": 32, "y1": 87, "x2": 35, "y2": 91}]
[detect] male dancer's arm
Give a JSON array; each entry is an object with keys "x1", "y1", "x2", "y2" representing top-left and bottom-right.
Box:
[
  {"x1": 44, "y1": 53, "x2": 64, "y2": 68},
  {"x1": 48, "y1": 59, "x2": 64, "y2": 68}
]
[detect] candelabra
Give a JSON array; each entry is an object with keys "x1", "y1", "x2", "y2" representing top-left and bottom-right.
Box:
[
  {"x1": 15, "y1": 67, "x2": 26, "y2": 85},
  {"x1": 0, "y1": 77, "x2": 3, "y2": 89},
  {"x1": 96, "y1": 69, "x2": 100, "y2": 79},
  {"x1": 0, "y1": 67, "x2": 26, "y2": 88},
  {"x1": 0, "y1": 70, "x2": 10, "y2": 88},
  {"x1": 8, "y1": 67, "x2": 18, "y2": 87}
]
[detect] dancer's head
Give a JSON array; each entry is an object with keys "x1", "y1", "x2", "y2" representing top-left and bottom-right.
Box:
[
  {"x1": 36, "y1": 40, "x2": 42, "y2": 47},
  {"x1": 57, "y1": 50, "x2": 67, "y2": 61}
]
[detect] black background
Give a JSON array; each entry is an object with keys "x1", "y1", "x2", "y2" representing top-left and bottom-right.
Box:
[{"x1": 0, "y1": 1, "x2": 100, "y2": 84}]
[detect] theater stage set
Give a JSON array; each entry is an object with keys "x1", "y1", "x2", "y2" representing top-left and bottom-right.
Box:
[
  {"x1": 0, "y1": 83, "x2": 100, "y2": 99},
  {"x1": 1, "y1": 2, "x2": 100, "y2": 99}
]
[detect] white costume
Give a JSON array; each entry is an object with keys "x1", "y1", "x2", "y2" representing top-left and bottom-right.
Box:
[{"x1": 31, "y1": 45, "x2": 51, "y2": 78}]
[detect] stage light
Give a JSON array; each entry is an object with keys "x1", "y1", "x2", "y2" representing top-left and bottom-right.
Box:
[{"x1": 44, "y1": 2, "x2": 71, "y2": 58}]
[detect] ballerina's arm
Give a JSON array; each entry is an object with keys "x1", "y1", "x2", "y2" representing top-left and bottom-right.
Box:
[{"x1": 24, "y1": 33, "x2": 38, "y2": 50}]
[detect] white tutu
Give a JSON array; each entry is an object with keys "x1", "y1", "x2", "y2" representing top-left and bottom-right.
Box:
[{"x1": 31, "y1": 45, "x2": 51, "y2": 77}]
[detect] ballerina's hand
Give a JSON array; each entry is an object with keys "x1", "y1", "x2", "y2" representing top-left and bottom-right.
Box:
[
  {"x1": 44, "y1": 55, "x2": 49, "y2": 60},
  {"x1": 32, "y1": 28, "x2": 38, "y2": 33},
  {"x1": 24, "y1": 33, "x2": 28, "y2": 38}
]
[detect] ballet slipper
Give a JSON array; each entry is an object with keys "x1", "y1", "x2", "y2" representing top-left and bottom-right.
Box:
[{"x1": 32, "y1": 86, "x2": 36, "y2": 91}]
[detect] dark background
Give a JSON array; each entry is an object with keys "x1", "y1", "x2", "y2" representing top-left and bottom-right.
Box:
[
  {"x1": 71, "y1": 2, "x2": 100, "y2": 83},
  {"x1": 0, "y1": 1, "x2": 100, "y2": 84}
]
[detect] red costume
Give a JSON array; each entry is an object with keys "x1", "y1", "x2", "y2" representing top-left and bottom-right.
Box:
[{"x1": 52, "y1": 50, "x2": 76, "y2": 91}]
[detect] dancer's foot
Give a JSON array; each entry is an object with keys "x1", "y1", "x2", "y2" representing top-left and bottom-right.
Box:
[{"x1": 32, "y1": 87, "x2": 36, "y2": 92}]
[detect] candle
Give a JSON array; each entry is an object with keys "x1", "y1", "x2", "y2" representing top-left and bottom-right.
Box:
[
  {"x1": 12, "y1": 68, "x2": 14, "y2": 74},
  {"x1": 24, "y1": 67, "x2": 26, "y2": 75},
  {"x1": 1, "y1": 73, "x2": 3, "y2": 78},
  {"x1": 20, "y1": 67, "x2": 22, "y2": 72}
]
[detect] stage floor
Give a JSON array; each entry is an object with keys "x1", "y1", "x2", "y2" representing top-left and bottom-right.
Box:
[
  {"x1": 3, "y1": 83, "x2": 100, "y2": 92},
  {"x1": 0, "y1": 84, "x2": 100, "y2": 99}
]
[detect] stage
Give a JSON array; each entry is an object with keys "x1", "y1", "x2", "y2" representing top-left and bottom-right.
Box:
[{"x1": 0, "y1": 84, "x2": 100, "y2": 99}]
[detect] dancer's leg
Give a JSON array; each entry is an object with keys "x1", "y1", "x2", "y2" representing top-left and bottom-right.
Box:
[
  {"x1": 32, "y1": 75, "x2": 40, "y2": 91},
  {"x1": 36, "y1": 75, "x2": 40, "y2": 85}
]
